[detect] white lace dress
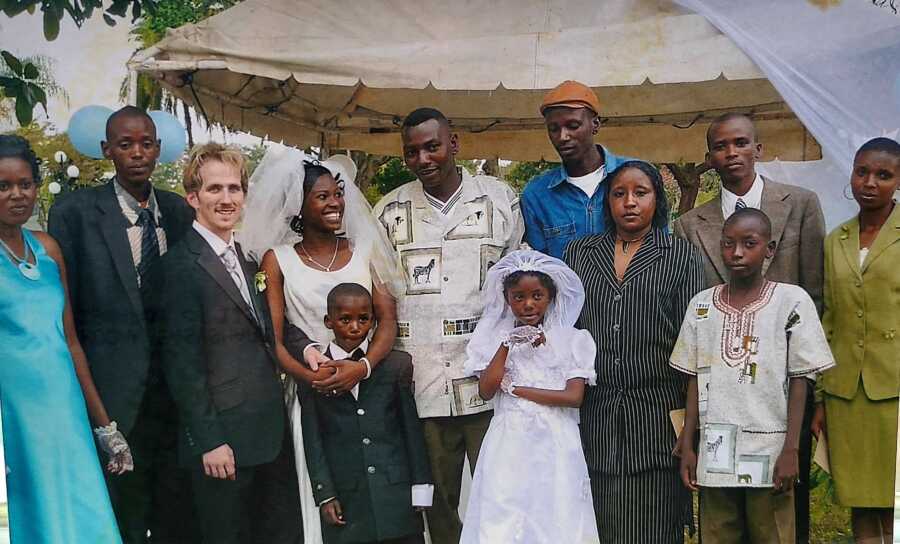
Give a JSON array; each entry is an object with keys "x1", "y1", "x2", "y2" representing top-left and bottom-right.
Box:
[{"x1": 460, "y1": 327, "x2": 600, "y2": 544}]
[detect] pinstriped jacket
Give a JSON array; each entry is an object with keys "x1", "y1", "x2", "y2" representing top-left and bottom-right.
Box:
[{"x1": 564, "y1": 228, "x2": 705, "y2": 474}]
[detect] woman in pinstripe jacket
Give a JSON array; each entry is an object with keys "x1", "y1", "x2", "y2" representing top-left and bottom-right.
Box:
[{"x1": 564, "y1": 161, "x2": 705, "y2": 543}]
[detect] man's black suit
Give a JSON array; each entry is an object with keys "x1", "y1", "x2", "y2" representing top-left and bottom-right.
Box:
[
  {"x1": 48, "y1": 181, "x2": 194, "y2": 543},
  {"x1": 159, "y1": 228, "x2": 302, "y2": 544}
]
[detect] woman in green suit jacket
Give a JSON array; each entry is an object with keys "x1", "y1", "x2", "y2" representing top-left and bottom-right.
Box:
[{"x1": 812, "y1": 137, "x2": 900, "y2": 543}]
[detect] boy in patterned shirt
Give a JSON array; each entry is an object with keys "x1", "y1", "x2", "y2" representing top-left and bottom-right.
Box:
[{"x1": 670, "y1": 208, "x2": 834, "y2": 544}]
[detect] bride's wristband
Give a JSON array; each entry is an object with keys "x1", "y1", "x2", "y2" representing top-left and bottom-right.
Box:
[{"x1": 359, "y1": 357, "x2": 372, "y2": 380}]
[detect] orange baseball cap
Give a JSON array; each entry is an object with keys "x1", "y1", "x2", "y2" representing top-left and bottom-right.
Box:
[{"x1": 539, "y1": 80, "x2": 601, "y2": 116}]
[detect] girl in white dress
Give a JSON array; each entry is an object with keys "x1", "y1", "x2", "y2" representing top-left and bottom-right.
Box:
[
  {"x1": 462, "y1": 249, "x2": 600, "y2": 544},
  {"x1": 238, "y1": 147, "x2": 404, "y2": 544}
]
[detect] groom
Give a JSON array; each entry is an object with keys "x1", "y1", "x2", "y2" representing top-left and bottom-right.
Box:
[{"x1": 159, "y1": 143, "x2": 302, "y2": 543}]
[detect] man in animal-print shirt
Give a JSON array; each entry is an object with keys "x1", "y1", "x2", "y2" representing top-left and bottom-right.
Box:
[{"x1": 372, "y1": 107, "x2": 524, "y2": 544}]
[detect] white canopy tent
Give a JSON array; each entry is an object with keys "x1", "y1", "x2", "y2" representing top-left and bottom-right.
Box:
[{"x1": 128, "y1": 0, "x2": 820, "y2": 164}]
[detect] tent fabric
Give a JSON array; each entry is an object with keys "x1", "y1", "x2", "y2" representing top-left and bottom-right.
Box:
[
  {"x1": 130, "y1": 0, "x2": 820, "y2": 163},
  {"x1": 678, "y1": 0, "x2": 900, "y2": 228}
]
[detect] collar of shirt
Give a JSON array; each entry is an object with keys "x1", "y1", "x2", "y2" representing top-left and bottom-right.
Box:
[
  {"x1": 192, "y1": 220, "x2": 236, "y2": 257},
  {"x1": 546, "y1": 145, "x2": 627, "y2": 190},
  {"x1": 424, "y1": 167, "x2": 465, "y2": 214},
  {"x1": 566, "y1": 164, "x2": 606, "y2": 197},
  {"x1": 328, "y1": 339, "x2": 370, "y2": 400},
  {"x1": 113, "y1": 178, "x2": 162, "y2": 226},
  {"x1": 721, "y1": 173, "x2": 764, "y2": 219}
]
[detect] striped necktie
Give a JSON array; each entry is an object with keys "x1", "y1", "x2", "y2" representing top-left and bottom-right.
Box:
[
  {"x1": 136, "y1": 207, "x2": 160, "y2": 290},
  {"x1": 735, "y1": 198, "x2": 747, "y2": 211}
]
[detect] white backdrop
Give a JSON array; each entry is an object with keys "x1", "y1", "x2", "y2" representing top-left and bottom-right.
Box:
[{"x1": 677, "y1": 0, "x2": 900, "y2": 229}]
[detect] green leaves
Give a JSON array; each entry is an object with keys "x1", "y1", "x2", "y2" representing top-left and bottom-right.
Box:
[
  {"x1": 1, "y1": 50, "x2": 48, "y2": 125},
  {"x1": 0, "y1": 1, "x2": 160, "y2": 38},
  {"x1": 1, "y1": 51, "x2": 22, "y2": 76}
]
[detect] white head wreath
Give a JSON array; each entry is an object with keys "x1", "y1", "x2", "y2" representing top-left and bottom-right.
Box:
[{"x1": 467, "y1": 249, "x2": 586, "y2": 364}]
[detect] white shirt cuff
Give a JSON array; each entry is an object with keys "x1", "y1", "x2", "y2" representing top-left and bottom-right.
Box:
[
  {"x1": 411, "y1": 484, "x2": 434, "y2": 507},
  {"x1": 318, "y1": 496, "x2": 336, "y2": 507}
]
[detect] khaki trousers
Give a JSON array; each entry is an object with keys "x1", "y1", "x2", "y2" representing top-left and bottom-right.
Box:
[{"x1": 700, "y1": 486, "x2": 795, "y2": 544}]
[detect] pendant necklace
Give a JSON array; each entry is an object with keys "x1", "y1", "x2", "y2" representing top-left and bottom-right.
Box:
[
  {"x1": 0, "y1": 234, "x2": 40, "y2": 281},
  {"x1": 299, "y1": 238, "x2": 340, "y2": 272}
]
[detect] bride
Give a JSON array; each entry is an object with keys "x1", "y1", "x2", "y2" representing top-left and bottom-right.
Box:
[{"x1": 239, "y1": 146, "x2": 404, "y2": 543}]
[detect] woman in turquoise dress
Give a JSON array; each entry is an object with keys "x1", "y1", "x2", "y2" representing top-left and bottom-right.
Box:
[{"x1": 0, "y1": 135, "x2": 131, "y2": 543}]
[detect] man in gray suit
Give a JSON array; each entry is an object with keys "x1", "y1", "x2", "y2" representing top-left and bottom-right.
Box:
[{"x1": 673, "y1": 112, "x2": 825, "y2": 543}]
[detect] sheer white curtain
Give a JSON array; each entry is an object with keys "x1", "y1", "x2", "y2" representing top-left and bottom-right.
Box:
[{"x1": 676, "y1": 0, "x2": 900, "y2": 229}]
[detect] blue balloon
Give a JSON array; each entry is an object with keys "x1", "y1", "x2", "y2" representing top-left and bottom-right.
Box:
[
  {"x1": 148, "y1": 110, "x2": 187, "y2": 164},
  {"x1": 67, "y1": 105, "x2": 113, "y2": 159}
]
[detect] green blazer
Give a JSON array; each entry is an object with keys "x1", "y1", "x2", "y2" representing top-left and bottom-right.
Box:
[
  {"x1": 820, "y1": 204, "x2": 900, "y2": 401},
  {"x1": 299, "y1": 349, "x2": 432, "y2": 544}
]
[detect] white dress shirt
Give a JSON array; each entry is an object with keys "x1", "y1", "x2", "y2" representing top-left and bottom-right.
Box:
[
  {"x1": 721, "y1": 173, "x2": 764, "y2": 220},
  {"x1": 192, "y1": 221, "x2": 253, "y2": 308}
]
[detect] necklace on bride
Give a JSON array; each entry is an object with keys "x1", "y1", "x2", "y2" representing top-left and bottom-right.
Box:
[
  {"x1": 0, "y1": 233, "x2": 40, "y2": 281},
  {"x1": 299, "y1": 238, "x2": 340, "y2": 272}
]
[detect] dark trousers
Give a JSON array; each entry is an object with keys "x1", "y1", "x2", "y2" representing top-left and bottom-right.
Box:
[
  {"x1": 795, "y1": 381, "x2": 814, "y2": 543},
  {"x1": 192, "y1": 425, "x2": 303, "y2": 544},
  {"x1": 106, "y1": 381, "x2": 196, "y2": 544}
]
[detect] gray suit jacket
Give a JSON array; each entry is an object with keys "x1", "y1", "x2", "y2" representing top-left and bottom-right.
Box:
[{"x1": 673, "y1": 177, "x2": 826, "y2": 313}]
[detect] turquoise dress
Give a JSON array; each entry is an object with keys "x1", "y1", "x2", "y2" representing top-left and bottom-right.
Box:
[{"x1": 0, "y1": 230, "x2": 121, "y2": 543}]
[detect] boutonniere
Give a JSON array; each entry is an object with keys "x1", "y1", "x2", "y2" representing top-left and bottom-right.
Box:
[{"x1": 254, "y1": 271, "x2": 268, "y2": 293}]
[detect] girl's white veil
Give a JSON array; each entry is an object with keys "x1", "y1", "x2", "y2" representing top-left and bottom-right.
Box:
[
  {"x1": 237, "y1": 146, "x2": 404, "y2": 297},
  {"x1": 466, "y1": 249, "x2": 586, "y2": 367}
]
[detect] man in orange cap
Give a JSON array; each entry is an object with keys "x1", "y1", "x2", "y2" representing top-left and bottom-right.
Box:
[{"x1": 521, "y1": 80, "x2": 638, "y2": 258}]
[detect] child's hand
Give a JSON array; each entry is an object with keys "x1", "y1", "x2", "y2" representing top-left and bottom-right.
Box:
[
  {"x1": 321, "y1": 499, "x2": 346, "y2": 526},
  {"x1": 810, "y1": 403, "x2": 827, "y2": 441},
  {"x1": 532, "y1": 331, "x2": 546, "y2": 348},
  {"x1": 678, "y1": 442, "x2": 698, "y2": 492},
  {"x1": 772, "y1": 447, "x2": 799, "y2": 495}
]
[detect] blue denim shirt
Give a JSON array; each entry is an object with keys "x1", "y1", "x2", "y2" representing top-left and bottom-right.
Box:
[{"x1": 521, "y1": 146, "x2": 637, "y2": 259}]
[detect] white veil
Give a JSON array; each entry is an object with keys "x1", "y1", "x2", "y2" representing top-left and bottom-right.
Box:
[
  {"x1": 466, "y1": 249, "x2": 586, "y2": 368},
  {"x1": 237, "y1": 146, "x2": 404, "y2": 297}
]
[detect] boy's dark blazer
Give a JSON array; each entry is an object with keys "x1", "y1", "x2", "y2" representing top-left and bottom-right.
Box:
[
  {"x1": 295, "y1": 347, "x2": 432, "y2": 544},
  {"x1": 159, "y1": 227, "x2": 284, "y2": 467},
  {"x1": 47, "y1": 181, "x2": 193, "y2": 435}
]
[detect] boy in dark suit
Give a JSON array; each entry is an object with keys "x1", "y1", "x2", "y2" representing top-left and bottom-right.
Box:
[
  {"x1": 47, "y1": 106, "x2": 195, "y2": 543},
  {"x1": 298, "y1": 283, "x2": 432, "y2": 544},
  {"x1": 159, "y1": 143, "x2": 302, "y2": 544}
]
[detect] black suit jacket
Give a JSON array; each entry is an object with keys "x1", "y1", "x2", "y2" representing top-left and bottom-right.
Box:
[
  {"x1": 159, "y1": 228, "x2": 284, "y2": 468},
  {"x1": 47, "y1": 181, "x2": 193, "y2": 434},
  {"x1": 296, "y1": 348, "x2": 432, "y2": 544}
]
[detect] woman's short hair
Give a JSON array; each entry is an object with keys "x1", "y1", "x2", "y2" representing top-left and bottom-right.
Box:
[
  {"x1": 602, "y1": 160, "x2": 670, "y2": 230},
  {"x1": 0, "y1": 134, "x2": 42, "y2": 185},
  {"x1": 182, "y1": 143, "x2": 248, "y2": 194}
]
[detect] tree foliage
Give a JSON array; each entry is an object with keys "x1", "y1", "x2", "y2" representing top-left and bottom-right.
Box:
[
  {"x1": 1, "y1": 0, "x2": 156, "y2": 125},
  {"x1": 505, "y1": 159, "x2": 558, "y2": 193}
]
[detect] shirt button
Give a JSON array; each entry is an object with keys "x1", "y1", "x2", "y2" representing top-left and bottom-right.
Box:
[
  {"x1": 613, "y1": 323, "x2": 620, "y2": 332},
  {"x1": 362, "y1": 437, "x2": 371, "y2": 445},
  {"x1": 856, "y1": 310, "x2": 864, "y2": 318},
  {"x1": 357, "y1": 408, "x2": 366, "y2": 416},
  {"x1": 614, "y1": 358, "x2": 620, "y2": 365},
  {"x1": 367, "y1": 466, "x2": 376, "y2": 474},
  {"x1": 316, "y1": 483, "x2": 323, "y2": 490},
  {"x1": 443, "y1": 276, "x2": 449, "y2": 282},
  {"x1": 444, "y1": 361, "x2": 451, "y2": 367},
  {"x1": 857, "y1": 340, "x2": 864, "y2": 347},
  {"x1": 855, "y1": 281, "x2": 862, "y2": 287},
  {"x1": 614, "y1": 294, "x2": 621, "y2": 302}
]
